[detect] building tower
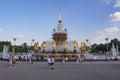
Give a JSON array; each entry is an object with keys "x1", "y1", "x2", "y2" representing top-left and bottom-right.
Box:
[
  {"x1": 57, "y1": 9, "x2": 63, "y2": 31},
  {"x1": 52, "y1": 9, "x2": 68, "y2": 44}
]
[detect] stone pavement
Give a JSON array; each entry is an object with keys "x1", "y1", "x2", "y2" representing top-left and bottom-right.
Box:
[{"x1": 0, "y1": 61, "x2": 120, "y2": 80}]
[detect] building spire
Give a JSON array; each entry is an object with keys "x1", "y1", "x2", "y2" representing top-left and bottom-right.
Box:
[
  {"x1": 59, "y1": 8, "x2": 62, "y2": 22},
  {"x1": 57, "y1": 9, "x2": 63, "y2": 31}
]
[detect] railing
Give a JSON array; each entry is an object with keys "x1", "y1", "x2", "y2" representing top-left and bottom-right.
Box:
[{"x1": 33, "y1": 53, "x2": 86, "y2": 57}]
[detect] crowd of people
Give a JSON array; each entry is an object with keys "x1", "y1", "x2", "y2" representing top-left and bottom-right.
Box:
[
  {"x1": 2, "y1": 54, "x2": 118, "y2": 69},
  {"x1": 7, "y1": 54, "x2": 56, "y2": 69},
  {"x1": 7, "y1": 54, "x2": 86, "y2": 69}
]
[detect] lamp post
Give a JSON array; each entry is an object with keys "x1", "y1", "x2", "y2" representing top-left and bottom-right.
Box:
[
  {"x1": 86, "y1": 39, "x2": 89, "y2": 51},
  {"x1": 13, "y1": 38, "x2": 16, "y2": 54},
  {"x1": 105, "y1": 38, "x2": 109, "y2": 53},
  {"x1": 31, "y1": 39, "x2": 35, "y2": 53},
  {"x1": 32, "y1": 39, "x2": 35, "y2": 43}
]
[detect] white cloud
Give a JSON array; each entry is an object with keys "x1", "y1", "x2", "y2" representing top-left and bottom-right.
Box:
[
  {"x1": 101, "y1": 0, "x2": 112, "y2": 4},
  {"x1": 0, "y1": 28, "x2": 3, "y2": 32},
  {"x1": 104, "y1": 26, "x2": 120, "y2": 34},
  {"x1": 114, "y1": 0, "x2": 120, "y2": 7},
  {"x1": 109, "y1": 12, "x2": 120, "y2": 22},
  {"x1": 18, "y1": 34, "x2": 24, "y2": 38},
  {"x1": 102, "y1": 0, "x2": 120, "y2": 8},
  {"x1": 91, "y1": 26, "x2": 120, "y2": 44}
]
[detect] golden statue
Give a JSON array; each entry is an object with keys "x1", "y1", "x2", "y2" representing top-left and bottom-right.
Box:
[
  {"x1": 73, "y1": 40, "x2": 77, "y2": 50},
  {"x1": 34, "y1": 42, "x2": 39, "y2": 52},
  {"x1": 80, "y1": 42, "x2": 86, "y2": 52},
  {"x1": 63, "y1": 40, "x2": 67, "y2": 50},
  {"x1": 52, "y1": 40, "x2": 56, "y2": 50},
  {"x1": 41, "y1": 41, "x2": 46, "y2": 51}
]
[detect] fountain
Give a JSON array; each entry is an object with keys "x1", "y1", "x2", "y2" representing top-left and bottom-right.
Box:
[
  {"x1": 3, "y1": 45, "x2": 9, "y2": 53},
  {"x1": 2, "y1": 45, "x2": 9, "y2": 59},
  {"x1": 111, "y1": 43, "x2": 118, "y2": 59},
  {"x1": 40, "y1": 10, "x2": 81, "y2": 54}
]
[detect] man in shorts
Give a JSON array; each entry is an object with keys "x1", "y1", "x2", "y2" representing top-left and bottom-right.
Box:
[
  {"x1": 51, "y1": 57, "x2": 55, "y2": 69},
  {"x1": 12, "y1": 55, "x2": 16, "y2": 68},
  {"x1": 47, "y1": 56, "x2": 52, "y2": 69}
]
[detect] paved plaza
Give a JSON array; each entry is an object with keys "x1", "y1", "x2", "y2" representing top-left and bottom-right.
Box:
[{"x1": 0, "y1": 61, "x2": 120, "y2": 80}]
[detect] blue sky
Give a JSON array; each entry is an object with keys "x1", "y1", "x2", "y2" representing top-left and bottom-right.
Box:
[{"x1": 0, "y1": 0, "x2": 120, "y2": 45}]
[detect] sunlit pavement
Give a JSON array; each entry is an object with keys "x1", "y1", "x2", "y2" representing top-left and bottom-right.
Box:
[{"x1": 0, "y1": 61, "x2": 120, "y2": 80}]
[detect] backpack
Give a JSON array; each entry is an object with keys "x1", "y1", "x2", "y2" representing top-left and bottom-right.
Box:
[{"x1": 12, "y1": 57, "x2": 16, "y2": 62}]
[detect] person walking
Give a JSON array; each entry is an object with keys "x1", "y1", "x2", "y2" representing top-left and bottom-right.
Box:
[
  {"x1": 28, "y1": 53, "x2": 33, "y2": 64},
  {"x1": 47, "y1": 56, "x2": 52, "y2": 69},
  {"x1": 9, "y1": 55, "x2": 13, "y2": 68},
  {"x1": 51, "y1": 57, "x2": 55, "y2": 69},
  {"x1": 12, "y1": 55, "x2": 16, "y2": 68}
]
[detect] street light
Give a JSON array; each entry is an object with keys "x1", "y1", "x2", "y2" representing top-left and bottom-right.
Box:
[
  {"x1": 86, "y1": 39, "x2": 89, "y2": 51},
  {"x1": 105, "y1": 38, "x2": 109, "y2": 53},
  {"x1": 13, "y1": 37, "x2": 17, "y2": 54},
  {"x1": 32, "y1": 39, "x2": 35, "y2": 44},
  {"x1": 31, "y1": 39, "x2": 35, "y2": 53}
]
